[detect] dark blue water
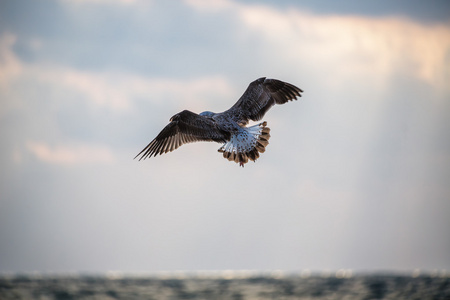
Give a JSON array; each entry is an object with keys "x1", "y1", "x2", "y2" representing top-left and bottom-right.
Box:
[{"x1": 0, "y1": 273, "x2": 449, "y2": 299}]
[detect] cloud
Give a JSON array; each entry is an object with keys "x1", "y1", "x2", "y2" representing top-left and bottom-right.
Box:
[
  {"x1": 184, "y1": 0, "x2": 233, "y2": 12},
  {"x1": 34, "y1": 68, "x2": 235, "y2": 113},
  {"x1": 0, "y1": 41, "x2": 235, "y2": 113},
  {"x1": 61, "y1": 0, "x2": 139, "y2": 5},
  {"x1": 186, "y1": 0, "x2": 450, "y2": 91},
  {"x1": 0, "y1": 33, "x2": 22, "y2": 90},
  {"x1": 26, "y1": 141, "x2": 115, "y2": 165}
]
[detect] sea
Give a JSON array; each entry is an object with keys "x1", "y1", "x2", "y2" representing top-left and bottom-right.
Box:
[{"x1": 0, "y1": 271, "x2": 449, "y2": 299}]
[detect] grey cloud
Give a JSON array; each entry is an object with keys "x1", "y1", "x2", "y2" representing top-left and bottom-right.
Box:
[{"x1": 240, "y1": 0, "x2": 450, "y2": 23}]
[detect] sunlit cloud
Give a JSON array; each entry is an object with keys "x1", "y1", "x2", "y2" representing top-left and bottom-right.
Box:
[
  {"x1": 13, "y1": 61, "x2": 235, "y2": 112},
  {"x1": 184, "y1": 0, "x2": 233, "y2": 12},
  {"x1": 27, "y1": 141, "x2": 115, "y2": 165},
  {"x1": 44, "y1": 69, "x2": 132, "y2": 111},
  {"x1": 186, "y1": 0, "x2": 450, "y2": 91},
  {"x1": 0, "y1": 33, "x2": 22, "y2": 90},
  {"x1": 21, "y1": 66, "x2": 234, "y2": 113},
  {"x1": 119, "y1": 75, "x2": 235, "y2": 112}
]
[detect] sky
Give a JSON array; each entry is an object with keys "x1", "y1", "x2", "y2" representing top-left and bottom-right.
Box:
[{"x1": 1, "y1": 0, "x2": 450, "y2": 275}]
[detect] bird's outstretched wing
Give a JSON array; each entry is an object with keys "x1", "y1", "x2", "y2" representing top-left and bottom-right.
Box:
[
  {"x1": 226, "y1": 77, "x2": 303, "y2": 124},
  {"x1": 134, "y1": 110, "x2": 229, "y2": 160}
]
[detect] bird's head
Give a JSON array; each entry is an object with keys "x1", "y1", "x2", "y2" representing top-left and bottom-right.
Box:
[{"x1": 199, "y1": 111, "x2": 216, "y2": 117}]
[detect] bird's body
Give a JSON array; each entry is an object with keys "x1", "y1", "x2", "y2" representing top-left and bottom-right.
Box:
[{"x1": 135, "y1": 77, "x2": 303, "y2": 167}]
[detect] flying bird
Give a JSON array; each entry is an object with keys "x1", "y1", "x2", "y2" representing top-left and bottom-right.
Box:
[{"x1": 135, "y1": 77, "x2": 303, "y2": 167}]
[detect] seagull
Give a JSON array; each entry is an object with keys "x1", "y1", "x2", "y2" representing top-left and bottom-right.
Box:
[{"x1": 135, "y1": 77, "x2": 303, "y2": 167}]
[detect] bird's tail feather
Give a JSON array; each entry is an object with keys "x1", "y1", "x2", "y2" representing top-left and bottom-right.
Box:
[{"x1": 218, "y1": 121, "x2": 270, "y2": 167}]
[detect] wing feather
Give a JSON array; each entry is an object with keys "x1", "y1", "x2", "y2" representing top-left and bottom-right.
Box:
[
  {"x1": 135, "y1": 110, "x2": 228, "y2": 160},
  {"x1": 227, "y1": 77, "x2": 303, "y2": 124}
]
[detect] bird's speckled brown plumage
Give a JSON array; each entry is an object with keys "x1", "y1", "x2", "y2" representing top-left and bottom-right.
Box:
[{"x1": 135, "y1": 77, "x2": 303, "y2": 166}]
